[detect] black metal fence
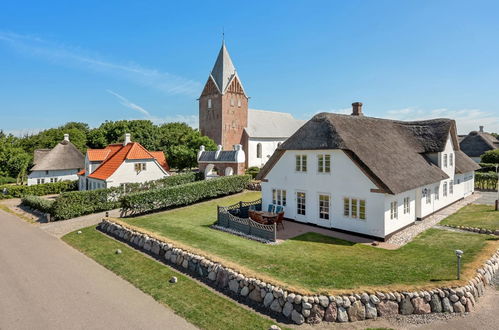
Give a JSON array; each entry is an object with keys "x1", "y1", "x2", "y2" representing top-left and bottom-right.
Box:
[{"x1": 217, "y1": 199, "x2": 276, "y2": 242}]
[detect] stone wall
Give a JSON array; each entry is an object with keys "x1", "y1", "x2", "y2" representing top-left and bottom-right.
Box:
[
  {"x1": 99, "y1": 219, "x2": 499, "y2": 325},
  {"x1": 442, "y1": 224, "x2": 499, "y2": 236}
]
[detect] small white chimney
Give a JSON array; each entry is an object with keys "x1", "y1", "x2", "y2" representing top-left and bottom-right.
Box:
[
  {"x1": 197, "y1": 145, "x2": 205, "y2": 160},
  {"x1": 215, "y1": 145, "x2": 223, "y2": 159},
  {"x1": 123, "y1": 133, "x2": 131, "y2": 146},
  {"x1": 63, "y1": 134, "x2": 70, "y2": 142},
  {"x1": 479, "y1": 125, "x2": 484, "y2": 133}
]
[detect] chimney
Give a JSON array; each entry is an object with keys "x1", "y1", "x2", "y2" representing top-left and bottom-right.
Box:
[
  {"x1": 351, "y1": 102, "x2": 363, "y2": 116},
  {"x1": 479, "y1": 125, "x2": 484, "y2": 133},
  {"x1": 63, "y1": 133, "x2": 70, "y2": 142},
  {"x1": 215, "y1": 145, "x2": 223, "y2": 159},
  {"x1": 123, "y1": 133, "x2": 131, "y2": 146}
]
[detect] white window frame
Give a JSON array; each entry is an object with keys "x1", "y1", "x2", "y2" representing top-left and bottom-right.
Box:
[
  {"x1": 443, "y1": 154, "x2": 448, "y2": 167},
  {"x1": 435, "y1": 185, "x2": 440, "y2": 200},
  {"x1": 450, "y1": 180, "x2": 454, "y2": 194},
  {"x1": 403, "y1": 197, "x2": 410, "y2": 214},
  {"x1": 207, "y1": 98, "x2": 212, "y2": 109},
  {"x1": 449, "y1": 153, "x2": 454, "y2": 166},
  {"x1": 317, "y1": 154, "x2": 331, "y2": 173},
  {"x1": 296, "y1": 191, "x2": 306, "y2": 216},
  {"x1": 390, "y1": 201, "x2": 398, "y2": 220},
  {"x1": 256, "y1": 143, "x2": 262, "y2": 158},
  {"x1": 272, "y1": 189, "x2": 287, "y2": 206},
  {"x1": 295, "y1": 155, "x2": 307, "y2": 172},
  {"x1": 318, "y1": 194, "x2": 330, "y2": 220},
  {"x1": 443, "y1": 182, "x2": 448, "y2": 197},
  {"x1": 359, "y1": 199, "x2": 366, "y2": 220},
  {"x1": 343, "y1": 197, "x2": 350, "y2": 217}
]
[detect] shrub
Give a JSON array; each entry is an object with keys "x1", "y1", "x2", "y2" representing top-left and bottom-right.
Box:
[
  {"x1": 0, "y1": 180, "x2": 78, "y2": 199},
  {"x1": 478, "y1": 163, "x2": 499, "y2": 172},
  {"x1": 121, "y1": 175, "x2": 252, "y2": 215},
  {"x1": 50, "y1": 172, "x2": 201, "y2": 220},
  {"x1": 481, "y1": 149, "x2": 499, "y2": 164},
  {"x1": 245, "y1": 166, "x2": 260, "y2": 179},
  {"x1": 0, "y1": 176, "x2": 16, "y2": 185},
  {"x1": 475, "y1": 171, "x2": 498, "y2": 190},
  {"x1": 21, "y1": 195, "x2": 55, "y2": 213}
]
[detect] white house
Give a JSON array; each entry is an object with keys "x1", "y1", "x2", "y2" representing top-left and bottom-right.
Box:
[
  {"x1": 78, "y1": 133, "x2": 170, "y2": 190},
  {"x1": 28, "y1": 134, "x2": 84, "y2": 186},
  {"x1": 257, "y1": 103, "x2": 480, "y2": 241}
]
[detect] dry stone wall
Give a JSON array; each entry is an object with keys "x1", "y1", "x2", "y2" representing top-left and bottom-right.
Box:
[
  {"x1": 99, "y1": 219, "x2": 499, "y2": 325},
  {"x1": 442, "y1": 224, "x2": 499, "y2": 236}
]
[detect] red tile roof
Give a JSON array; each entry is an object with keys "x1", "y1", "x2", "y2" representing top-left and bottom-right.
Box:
[
  {"x1": 149, "y1": 151, "x2": 170, "y2": 171},
  {"x1": 77, "y1": 169, "x2": 85, "y2": 176},
  {"x1": 87, "y1": 142, "x2": 169, "y2": 180}
]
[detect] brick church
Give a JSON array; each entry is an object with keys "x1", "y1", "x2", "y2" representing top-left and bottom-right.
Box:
[{"x1": 199, "y1": 42, "x2": 304, "y2": 169}]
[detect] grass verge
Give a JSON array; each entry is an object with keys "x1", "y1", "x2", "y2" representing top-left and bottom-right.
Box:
[
  {"x1": 119, "y1": 191, "x2": 498, "y2": 294},
  {"x1": 440, "y1": 204, "x2": 499, "y2": 231},
  {"x1": 63, "y1": 226, "x2": 285, "y2": 330}
]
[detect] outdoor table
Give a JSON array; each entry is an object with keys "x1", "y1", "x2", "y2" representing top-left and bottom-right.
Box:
[{"x1": 255, "y1": 211, "x2": 278, "y2": 224}]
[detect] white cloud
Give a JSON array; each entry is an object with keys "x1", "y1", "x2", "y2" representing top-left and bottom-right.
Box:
[
  {"x1": 0, "y1": 31, "x2": 201, "y2": 97},
  {"x1": 384, "y1": 107, "x2": 499, "y2": 134}
]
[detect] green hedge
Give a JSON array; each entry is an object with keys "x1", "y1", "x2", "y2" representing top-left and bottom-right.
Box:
[
  {"x1": 121, "y1": 175, "x2": 251, "y2": 215},
  {"x1": 478, "y1": 163, "x2": 499, "y2": 172},
  {"x1": 0, "y1": 180, "x2": 78, "y2": 199},
  {"x1": 0, "y1": 176, "x2": 16, "y2": 185},
  {"x1": 245, "y1": 166, "x2": 260, "y2": 179},
  {"x1": 21, "y1": 195, "x2": 55, "y2": 214},
  {"x1": 475, "y1": 172, "x2": 498, "y2": 190},
  {"x1": 50, "y1": 172, "x2": 201, "y2": 220}
]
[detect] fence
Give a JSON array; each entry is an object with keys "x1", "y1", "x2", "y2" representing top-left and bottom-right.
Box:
[{"x1": 217, "y1": 199, "x2": 276, "y2": 242}]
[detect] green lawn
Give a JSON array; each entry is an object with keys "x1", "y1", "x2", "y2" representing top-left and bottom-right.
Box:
[
  {"x1": 119, "y1": 191, "x2": 498, "y2": 293},
  {"x1": 63, "y1": 227, "x2": 284, "y2": 330},
  {"x1": 440, "y1": 204, "x2": 499, "y2": 231}
]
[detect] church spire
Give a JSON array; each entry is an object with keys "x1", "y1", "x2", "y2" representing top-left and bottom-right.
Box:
[{"x1": 210, "y1": 41, "x2": 237, "y2": 94}]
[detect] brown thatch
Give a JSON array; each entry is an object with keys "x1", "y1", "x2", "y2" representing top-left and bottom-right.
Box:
[
  {"x1": 459, "y1": 131, "x2": 499, "y2": 158},
  {"x1": 454, "y1": 150, "x2": 481, "y2": 174},
  {"x1": 257, "y1": 113, "x2": 478, "y2": 194},
  {"x1": 31, "y1": 140, "x2": 84, "y2": 171}
]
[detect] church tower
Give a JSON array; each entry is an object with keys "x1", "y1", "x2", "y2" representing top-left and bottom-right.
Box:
[{"x1": 199, "y1": 42, "x2": 248, "y2": 150}]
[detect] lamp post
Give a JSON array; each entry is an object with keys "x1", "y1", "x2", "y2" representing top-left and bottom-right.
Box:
[
  {"x1": 455, "y1": 250, "x2": 463, "y2": 280},
  {"x1": 495, "y1": 164, "x2": 498, "y2": 211}
]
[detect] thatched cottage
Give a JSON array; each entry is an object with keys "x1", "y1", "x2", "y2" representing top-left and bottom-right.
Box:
[
  {"x1": 257, "y1": 103, "x2": 480, "y2": 241},
  {"x1": 459, "y1": 126, "x2": 499, "y2": 162}
]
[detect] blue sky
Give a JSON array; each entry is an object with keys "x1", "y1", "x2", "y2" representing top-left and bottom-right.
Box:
[{"x1": 1, "y1": 0, "x2": 498, "y2": 135}]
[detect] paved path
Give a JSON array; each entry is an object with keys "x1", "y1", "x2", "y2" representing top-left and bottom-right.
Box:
[
  {"x1": 0, "y1": 209, "x2": 196, "y2": 330},
  {"x1": 474, "y1": 191, "x2": 498, "y2": 205}
]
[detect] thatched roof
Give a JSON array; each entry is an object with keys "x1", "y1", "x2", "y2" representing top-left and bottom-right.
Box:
[
  {"x1": 258, "y1": 113, "x2": 479, "y2": 194},
  {"x1": 31, "y1": 140, "x2": 84, "y2": 171},
  {"x1": 459, "y1": 131, "x2": 499, "y2": 157},
  {"x1": 454, "y1": 150, "x2": 481, "y2": 174}
]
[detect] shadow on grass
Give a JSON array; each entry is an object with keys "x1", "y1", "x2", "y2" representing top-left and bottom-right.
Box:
[{"x1": 288, "y1": 232, "x2": 356, "y2": 246}]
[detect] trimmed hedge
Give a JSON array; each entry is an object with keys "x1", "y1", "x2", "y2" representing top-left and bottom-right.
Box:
[
  {"x1": 121, "y1": 175, "x2": 252, "y2": 215},
  {"x1": 0, "y1": 180, "x2": 78, "y2": 199},
  {"x1": 478, "y1": 163, "x2": 499, "y2": 172},
  {"x1": 0, "y1": 176, "x2": 16, "y2": 185},
  {"x1": 475, "y1": 171, "x2": 498, "y2": 190},
  {"x1": 21, "y1": 195, "x2": 55, "y2": 214},
  {"x1": 50, "y1": 172, "x2": 201, "y2": 220},
  {"x1": 245, "y1": 166, "x2": 260, "y2": 179}
]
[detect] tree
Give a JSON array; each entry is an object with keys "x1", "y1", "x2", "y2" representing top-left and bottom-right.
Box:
[{"x1": 481, "y1": 149, "x2": 499, "y2": 164}]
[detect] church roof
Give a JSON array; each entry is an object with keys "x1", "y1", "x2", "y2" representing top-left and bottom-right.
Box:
[
  {"x1": 245, "y1": 109, "x2": 306, "y2": 138},
  {"x1": 210, "y1": 42, "x2": 244, "y2": 94}
]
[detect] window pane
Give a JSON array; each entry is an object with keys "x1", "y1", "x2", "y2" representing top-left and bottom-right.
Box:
[
  {"x1": 295, "y1": 156, "x2": 300, "y2": 171},
  {"x1": 302, "y1": 156, "x2": 307, "y2": 171},
  {"x1": 318, "y1": 155, "x2": 323, "y2": 172},
  {"x1": 272, "y1": 189, "x2": 276, "y2": 204},
  {"x1": 282, "y1": 190, "x2": 287, "y2": 206},
  {"x1": 297, "y1": 192, "x2": 306, "y2": 215},
  {"x1": 325, "y1": 155, "x2": 330, "y2": 173},
  {"x1": 351, "y1": 198, "x2": 358, "y2": 218},
  {"x1": 343, "y1": 198, "x2": 349, "y2": 216}
]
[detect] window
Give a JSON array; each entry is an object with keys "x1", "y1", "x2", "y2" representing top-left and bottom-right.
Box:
[
  {"x1": 343, "y1": 198, "x2": 350, "y2": 216},
  {"x1": 37, "y1": 178, "x2": 45, "y2": 185},
  {"x1": 434, "y1": 186, "x2": 440, "y2": 200},
  {"x1": 403, "y1": 197, "x2": 410, "y2": 214},
  {"x1": 359, "y1": 200, "x2": 366, "y2": 220},
  {"x1": 272, "y1": 189, "x2": 287, "y2": 206},
  {"x1": 318, "y1": 154, "x2": 331, "y2": 173},
  {"x1": 45, "y1": 170, "x2": 49, "y2": 175},
  {"x1": 390, "y1": 201, "x2": 398, "y2": 220},
  {"x1": 295, "y1": 155, "x2": 307, "y2": 172},
  {"x1": 449, "y1": 153, "x2": 454, "y2": 166},
  {"x1": 443, "y1": 182, "x2": 448, "y2": 197},
  {"x1": 237, "y1": 97, "x2": 241, "y2": 107},
  {"x1": 230, "y1": 97, "x2": 235, "y2": 106},
  {"x1": 256, "y1": 143, "x2": 262, "y2": 158},
  {"x1": 425, "y1": 188, "x2": 431, "y2": 204},
  {"x1": 207, "y1": 98, "x2": 212, "y2": 109},
  {"x1": 296, "y1": 192, "x2": 306, "y2": 215},
  {"x1": 351, "y1": 198, "x2": 358, "y2": 218},
  {"x1": 319, "y1": 194, "x2": 330, "y2": 220},
  {"x1": 450, "y1": 180, "x2": 454, "y2": 194},
  {"x1": 50, "y1": 178, "x2": 58, "y2": 183},
  {"x1": 134, "y1": 163, "x2": 147, "y2": 172},
  {"x1": 443, "y1": 154, "x2": 448, "y2": 167}
]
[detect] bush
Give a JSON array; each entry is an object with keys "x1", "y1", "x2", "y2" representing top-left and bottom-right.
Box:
[
  {"x1": 50, "y1": 172, "x2": 201, "y2": 220},
  {"x1": 0, "y1": 176, "x2": 16, "y2": 185},
  {"x1": 245, "y1": 166, "x2": 260, "y2": 179},
  {"x1": 121, "y1": 175, "x2": 252, "y2": 215},
  {"x1": 0, "y1": 180, "x2": 78, "y2": 199},
  {"x1": 481, "y1": 149, "x2": 499, "y2": 164},
  {"x1": 21, "y1": 195, "x2": 55, "y2": 213},
  {"x1": 475, "y1": 171, "x2": 498, "y2": 190}
]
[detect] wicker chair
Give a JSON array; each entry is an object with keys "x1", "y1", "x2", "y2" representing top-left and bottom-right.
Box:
[{"x1": 275, "y1": 211, "x2": 285, "y2": 230}]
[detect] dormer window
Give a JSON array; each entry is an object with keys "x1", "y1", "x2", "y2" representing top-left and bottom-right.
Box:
[
  {"x1": 207, "y1": 98, "x2": 212, "y2": 109},
  {"x1": 449, "y1": 153, "x2": 454, "y2": 166},
  {"x1": 443, "y1": 154, "x2": 448, "y2": 167}
]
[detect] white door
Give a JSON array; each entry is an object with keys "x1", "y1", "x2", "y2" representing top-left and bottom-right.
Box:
[
  {"x1": 295, "y1": 191, "x2": 307, "y2": 223},
  {"x1": 315, "y1": 194, "x2": 331, "y2": 227}
]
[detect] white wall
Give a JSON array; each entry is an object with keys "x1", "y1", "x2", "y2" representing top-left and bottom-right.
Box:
[
  {"x1": 28, "y1": 169, "x2": 79, "y2": 186},
  {"x1": 383, "y1": 189, "x2": 417, "y2": 236},
  {"x1": 262, "y1": 149, "x2": 387, "y2": 238},
  {"x1": 247, "y1": 138, "x2": 286, "y2": 168},
  {"x1": 106, "y1": 159, "x2": 169, "y2": 188}
]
